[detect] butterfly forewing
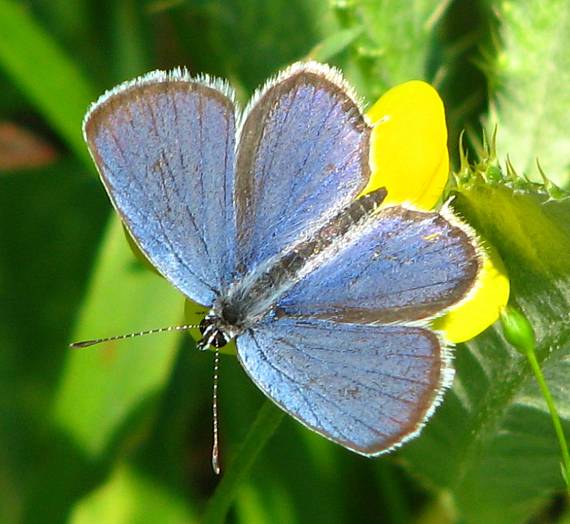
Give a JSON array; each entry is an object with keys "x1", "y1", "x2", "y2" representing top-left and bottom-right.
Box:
[
  {"x1": 83, "y1": 72, "x2": 238, "y2": 305},
  {"x1": 234, "y1": 62, "x2": 372, "y2": 276}
]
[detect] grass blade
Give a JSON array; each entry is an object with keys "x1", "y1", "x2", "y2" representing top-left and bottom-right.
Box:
[
  {"x1": 202, "y1": 399, "x2": 284, "y2": 524},
  {"x1": 0, "y1": 0, "x2": 95, "y2": 163}
]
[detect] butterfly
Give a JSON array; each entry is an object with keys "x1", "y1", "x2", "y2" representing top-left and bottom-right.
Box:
[{"x1": 80, "y1": 61, "x2": 481, "y2": 457}]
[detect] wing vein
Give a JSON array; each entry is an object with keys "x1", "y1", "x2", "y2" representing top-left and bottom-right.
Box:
[{"x1": 252, "y1": 333, "x2": 391, "y2": 438}]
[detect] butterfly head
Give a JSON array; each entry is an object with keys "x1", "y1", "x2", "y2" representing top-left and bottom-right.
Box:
[{"x1": 197, "y1": 314, "x2": 233, "y2": 351}]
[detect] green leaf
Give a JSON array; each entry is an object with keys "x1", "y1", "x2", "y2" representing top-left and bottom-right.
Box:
[
  {"x1": 52, "y1": 218, "x2": 185, "y2": 456},
  {"x1": 69, "y1": 463, "x2": 195, "y2": 524},
  {"x1": 202, "y1": 400, "x2": 284, "y2": 524},
  {"x1": 0, "y1": 0, "x2": 95, "y2": 163},
  {"x1": 333, "y1": 0, "x2": 452, "y2": 99},
  {"x1": 486, "y1": 0, "x2": 570, "y2": 186},
  {"x1": 401, "y1": 178, "x2": 570, "y2": 523},
  {"x1": 305, "y1": 26, "x2": 363, "y2": 62},
  {"x1": 0, "y1": 0, "x2": 186, "y2": 466},
  {"x1": 111, "y1": 0, "x2": 152, "y2": 81},
  {"x1": 172, "y1": 0, "x2": 330, "y2": 94},
  {"x1": 234, "y1": 481, "x2": 297, "y2": 524}
]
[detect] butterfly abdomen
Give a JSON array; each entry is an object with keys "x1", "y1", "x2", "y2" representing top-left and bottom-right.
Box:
[{"x1": 281, "y1": 187, "x2": 387, "y2": 267}]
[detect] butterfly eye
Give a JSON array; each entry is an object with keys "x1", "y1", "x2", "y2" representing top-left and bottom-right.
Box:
[
  {"x1": 199, "y1": 316, "x2": 230, "y2": 349},
  {"x1": 199, "y1": 316, "x2": 216, "y2": 336}
]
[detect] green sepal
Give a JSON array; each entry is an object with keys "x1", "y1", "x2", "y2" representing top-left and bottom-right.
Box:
[{"x1": 500, "y1": 306, "x2": 536, "y2": 355}]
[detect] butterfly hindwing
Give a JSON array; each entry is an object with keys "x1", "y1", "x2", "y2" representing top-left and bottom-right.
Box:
[{"x1": 237, "y1": 316, "x2": 450, "y2": 455}]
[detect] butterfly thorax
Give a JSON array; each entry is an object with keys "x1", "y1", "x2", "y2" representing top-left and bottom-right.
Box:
[{"x1": 197, "y1": 187, "x2": 388, "y2": 350}]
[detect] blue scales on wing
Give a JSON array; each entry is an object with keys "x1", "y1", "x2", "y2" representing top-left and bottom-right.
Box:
[
  {"x1": 234, "y1": 62, "x2": 372, "y2": 276},
  {"x1": 83, "y1": 72, "x2": 238, "y2": 306},
  {"x1": 277, "y1": 205, "x2": 481, "y2": 323},
  {"x1": 236, "y1": 200, "x2": 480, "y2": 453},
  {"x1": 237, "y1": 316, "x2": 449, "y2": 455}
]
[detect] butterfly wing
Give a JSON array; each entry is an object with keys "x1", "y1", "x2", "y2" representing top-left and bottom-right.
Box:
[
  {"x1": 234, "y1": 62, "x2": 372, "y2": 275},
  {"x1": 236, "y1": 206, "x2": 479, "y2": 453},
  {"x1": 277, "y1": 205, "x2": 481, "y2": 323},
  {"x1": 237, "y1": 316, "x2": 450, "y2": 455},
  {"x1": 83, "y1": 71, "x2": 238, "y2": 305}
]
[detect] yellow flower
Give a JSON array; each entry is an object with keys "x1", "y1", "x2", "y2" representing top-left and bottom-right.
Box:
[
  {"x1": 364, "y1": 80, "x2": 510, "y2": 343},
  {"x1": 362, "y1": 80, "x2": 449, "y2": 210},
  {"x1": 433, "y1": 244, "x2": 510, "y2": 342}
]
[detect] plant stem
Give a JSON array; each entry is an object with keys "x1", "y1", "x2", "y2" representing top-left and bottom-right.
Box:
[
  {"x1": 501, "y1": 306, "x2": 570, "y2": 491},
  {"x1": 201, "y1": 399, "x2": 284, "y2": 524},
  {"x1": 525, "y1": 348, "x2": 570, "y2": 492}
]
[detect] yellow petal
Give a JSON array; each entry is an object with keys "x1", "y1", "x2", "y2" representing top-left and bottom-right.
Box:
[
  {"x1": 362, "y1": 80, "x2": 449, "y2": 210},
  {"x1": 432, "y1": 244, "x2": 510, "y2": 343}
]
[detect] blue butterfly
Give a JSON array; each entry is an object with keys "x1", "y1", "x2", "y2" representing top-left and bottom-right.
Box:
[{"x1": 81, "y1": 62, "x2": 480, "y2": 456}]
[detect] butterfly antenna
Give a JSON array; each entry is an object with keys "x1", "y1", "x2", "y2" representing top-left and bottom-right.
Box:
[
  {"x1": 69, "y1": 324, "x2": 200, "y2": 349},
  {"x1": 211, "y1": 344, "x2": 221, "y2": 475}
]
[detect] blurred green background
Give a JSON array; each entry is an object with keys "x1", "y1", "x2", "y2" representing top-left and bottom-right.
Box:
[{"x1": 1, "y1": 0, "x2": 570, "y2": 523}]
